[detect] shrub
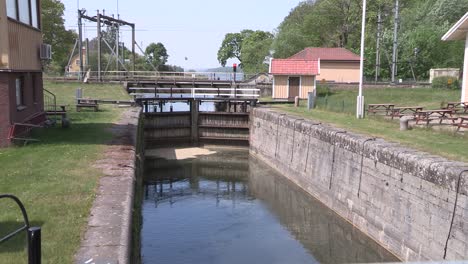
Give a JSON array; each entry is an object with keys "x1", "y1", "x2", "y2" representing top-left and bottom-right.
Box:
[
  {"x1": 316, "y1": 83, "x2": 332, "y2": 96},
  {"x1": 432, "y1": 76, "x2": 461, "y2": 90}
]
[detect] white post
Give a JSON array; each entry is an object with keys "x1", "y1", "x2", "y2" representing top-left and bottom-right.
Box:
[
  {"x1": 462, "y1": 33, "x2": 468, "y2": 102},
  {"x1": 357, "y1": 0, "x2": 367, "y2": 119}
]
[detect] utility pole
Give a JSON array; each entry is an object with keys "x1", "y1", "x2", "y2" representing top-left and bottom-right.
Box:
[
  {"x1": 85, "y1": 38, "x2": 89, "y2": 72},
  {"x1": 132, "y1": 24, "x2": 136, "y2": 72},
  {"x1": 392, "y1": 0, "x2": 400, "y2": 84},
  {"x1": 116, "y1": 24, "x2": 120, "y2": 71},
  {"x1": 375, "y1": 7, "x2": 382, "y2": 83},
  {"x1": 78, "y1": 9, "x2": 84, "y2": 81},
  {"x1": 97, "y1": 10, "x2": 102, "y2": 82}
]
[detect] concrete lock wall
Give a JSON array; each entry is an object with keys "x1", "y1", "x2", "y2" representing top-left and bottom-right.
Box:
[{"x1": 249, "y1": 107, "x2": 468, "y2": 262}]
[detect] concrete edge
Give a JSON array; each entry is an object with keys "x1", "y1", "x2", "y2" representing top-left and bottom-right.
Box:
[{"x1": 74, "y1": 107, "x2": 141, "y2": 264}]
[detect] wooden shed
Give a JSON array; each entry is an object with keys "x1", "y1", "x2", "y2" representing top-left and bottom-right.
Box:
[
  {"x1": 442, "y1": 12, "x2": 468, "y2": 102},
  {"x1": 269, "y1": 59, "x2": 319, "y2": 100},
  {"x1": 289, "y1": 47, "x2": 361, "y2": 83}
]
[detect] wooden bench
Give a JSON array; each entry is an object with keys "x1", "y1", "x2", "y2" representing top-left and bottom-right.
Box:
[
  {"x1": 390, "y1": 106, "x2": 424, "y2": 120},
  {"x1": 415, "y1": 109, "x2": 456, "y2": 126},
  {"x1": 76, "y1": 99, "x2": 99, "y2": 112},
  {"x1": 454, "y1": 117, "x2": 468, "y2": 132},
  {"x1": 445, "y1": 102, "x2": 468, "y2": 114},
  {"x1": 367, "y1": 104, "x2": 395, "y2": 116}
]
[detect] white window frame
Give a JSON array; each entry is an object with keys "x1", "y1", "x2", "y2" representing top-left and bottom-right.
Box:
[
  {"x1": 15, "y1": 77, "x2": 25, "y2": 109},
  {"x1": 6, "y1": 0, "x2": 40, "y2": 29}
]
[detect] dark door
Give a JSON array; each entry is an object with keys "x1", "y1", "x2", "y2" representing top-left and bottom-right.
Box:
[{"x1": 288, "y1": 77, "x2": 300, "y2": 99}]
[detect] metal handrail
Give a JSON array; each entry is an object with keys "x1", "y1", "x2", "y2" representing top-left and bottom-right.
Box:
[
  {"x1": 0, "y1": 194, "x2": 41, "y2": 264},
  {"x1": 43, "y1": 88, "x2": 57, "y2": 113}
]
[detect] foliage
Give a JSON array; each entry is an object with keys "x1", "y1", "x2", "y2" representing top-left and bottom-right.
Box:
[
  {"x1": 432, "y1": 76, "x2": 461, "y2": 90},
  {"x1": 272, "y1": 0, "x2": 468, "y2": 81},
  {"x1": 41, "y1": 0, "x2": 77, "y2": 74},
  {"x1": 316, "y1": 83, "x2": 332, "y2": 96},
  {"x1": 145, "y1": 42, "x2": 169, "y2": 70},
  {"x1": 217, "y1": 30, "x2": 254, "y2": 67},
  {"x1": 240, "y1": 31, "x2": 274, "y2": 74},
  {"x1": 217, "y1": 30, "x2": 273, "y2": 74}
]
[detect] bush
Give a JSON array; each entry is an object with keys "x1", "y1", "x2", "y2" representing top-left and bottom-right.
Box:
[
  {"x1": 432, "y1": 76, "x2": 461, "y2": 90},
  {"x1": 316, "y1": 83, "x2": 332, "y2": 96}
]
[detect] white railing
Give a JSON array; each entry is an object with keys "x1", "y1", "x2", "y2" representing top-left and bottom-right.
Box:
[
  {"x1": 129, "y1": 87, "x2": 260, "y2": 99},
  {"x1": 48, "y1": 71, "x2": 263, "y2": 82}
]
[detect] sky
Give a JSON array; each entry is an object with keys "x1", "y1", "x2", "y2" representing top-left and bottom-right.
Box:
[{"x1": 61, "y1": 0, "x2": 303, "y2": 70}]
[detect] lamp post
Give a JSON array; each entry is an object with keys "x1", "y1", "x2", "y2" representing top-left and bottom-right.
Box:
[{"x1": 356, "y1": 0, "x2": 367, "y2": 119}]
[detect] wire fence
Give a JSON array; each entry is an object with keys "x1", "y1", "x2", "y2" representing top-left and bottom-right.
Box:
[{"x1": 315, "y1": 95, "x2": 358, "y2": 115}]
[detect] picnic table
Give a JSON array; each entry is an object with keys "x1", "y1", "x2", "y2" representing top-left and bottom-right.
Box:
[
  {"x1": 76, "y1": 98, "x2": 99, "y2": 112},
  {"x1": 454, "y1": 117, "x2": 468, "y2": 132},
  {"x1": 367, "y1": 104, "x2": 395, "y2": 115},
  {"x1": 446, "y1": 102, "x2": 468, "y2": 113},
  {"x1": 390, "y1": 106, "x2": 424, "y2": 120},
  {"x1": 415, "y1": 109, "x2": 457, "y2": 126}
]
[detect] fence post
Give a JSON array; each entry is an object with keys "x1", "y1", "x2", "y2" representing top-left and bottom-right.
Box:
[
  {"x1": 307, "y1": 92, "x2": 316, "y2": 110},
  {"x1": 28, "y1": 227, "x2": 41, "y2": 264}
]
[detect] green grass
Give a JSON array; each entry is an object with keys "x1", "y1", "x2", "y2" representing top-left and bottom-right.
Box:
[
  {"x1": 315, "y1": 87, "x2": 460, "y2": 114},
  {"x1": 0, "y1": 82, "x2": 131, "y2": 264},
  {"x1": 274, "y1": 103, "x2": 468, "y2": 163}
]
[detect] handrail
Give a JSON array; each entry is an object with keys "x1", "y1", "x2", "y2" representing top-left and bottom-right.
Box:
[
  {"x1": 43, "y1": 88, "x2": 57, "y2": 113},
  {"x1": 0, "y1": 194, "x2": 41, "y2": 264},
  {"x1": 0, "y1": 194, "x2": 30, "y2": 244}
]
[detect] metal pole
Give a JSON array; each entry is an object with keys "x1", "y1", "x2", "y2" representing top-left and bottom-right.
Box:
[
  {"x1": 78, "y1": 10, "x2": 84, "y2": 81},
  {"x1": 375, "y1": 8, "x2": 382, "y2": 83},
  {"x1": 85, "y1": 38, "x2": 89, "y2": 71},
  {"x1": 357, "y1": 0, "x2": 367, "y2": 119},
  {"x1": 97, "y1": 10, "x2": 102, "y2": 82},
  {"x1": 132, "y1": 24, "x2": 136, "y2": 72},
  {"x1": 116, "y1": 23, "x2": 119, "y2": 71},
  {"x1": 28, "y1": 227, "x2": 41, "y2": 264},
  {"x1": 392, "y1": 0, "x2": 400, "y2": 84}
]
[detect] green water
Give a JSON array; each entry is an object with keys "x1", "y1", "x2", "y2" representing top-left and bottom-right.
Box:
[{"x1": 141, "y1": 147, "x2": 399, "y2": 264}]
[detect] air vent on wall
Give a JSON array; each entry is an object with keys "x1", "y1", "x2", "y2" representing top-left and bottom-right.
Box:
[{"x1": 40, "y1": 44, "x2": 52, "y2": 60}]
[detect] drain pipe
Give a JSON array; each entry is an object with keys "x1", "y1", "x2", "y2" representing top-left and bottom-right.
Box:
[
  {"x1": 444, "y1": 169, "x2": 468, "y2": 259},
  {"x1": 357, "y1": 137, "x2": 377, "y2": 198},
  {"x1": 329, "y1": 131, "x2": 347, "y2": 190}
]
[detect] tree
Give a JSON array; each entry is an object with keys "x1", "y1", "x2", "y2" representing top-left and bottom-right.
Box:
[
  {"x1": 217, "y1": 30, "x2": 254, "y2": 67},
  {"x1": 145, "y1": 42, "x2": 169, "y2": 70},
  {"x1": 240, "y1": 31, "x2": 274, "y2": 74},
  {"x1": 41, "y1": 0, "x2": 77, "y2": 74}
]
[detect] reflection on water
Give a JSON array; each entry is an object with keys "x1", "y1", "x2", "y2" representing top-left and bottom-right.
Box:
[{"x1": 141, "y1": 148, "x2": 399, "y2": 264}]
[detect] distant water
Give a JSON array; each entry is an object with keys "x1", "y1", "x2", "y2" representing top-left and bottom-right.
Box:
[{"x1": 141, "y1": 147, "x2": 399, "y2": 264}]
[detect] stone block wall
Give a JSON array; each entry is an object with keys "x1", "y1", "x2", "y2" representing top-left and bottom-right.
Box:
[{"x1": 250, "y1": 107, "x2": 468, "y2": 261}]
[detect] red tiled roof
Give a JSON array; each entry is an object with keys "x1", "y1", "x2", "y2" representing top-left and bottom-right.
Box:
[
  {"x1": 289, "y1": 47, "x2": 361, "y2": 61},
  {"x1": 270, "y1": 59, "x2": 319, "y2": 75}
]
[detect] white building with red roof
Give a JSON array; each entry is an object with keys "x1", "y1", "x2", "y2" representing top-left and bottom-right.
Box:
[{"x1": 270, "y1": 47, "x2": 361, "y2": 100}]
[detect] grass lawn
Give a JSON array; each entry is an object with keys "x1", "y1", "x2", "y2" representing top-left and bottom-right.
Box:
[
  {"x1": 274, "y1": 88, "x2": 467, "y2": 163},
  {"x1": 314, "y1": 87, "x2": 461, "y2": 114},
  {"x1": 0, "y1": 82, "x2": 131, "y2": 264}
]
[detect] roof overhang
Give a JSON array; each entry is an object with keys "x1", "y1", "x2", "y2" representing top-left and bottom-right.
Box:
[{"x1": 442, "y1": 12, "x2": 468, "y2": 41}]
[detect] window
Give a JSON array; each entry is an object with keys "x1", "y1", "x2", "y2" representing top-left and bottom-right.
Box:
[
  {"x1": 32, "y1": 74, "x2": 37, "y2": 103},
  {"x1": 75, "y1": 60, "x2": 81, "y2": 66},
  {"x1": 6, "y1": 0, "x2": 40, "y2": 29},
  {"x1": 15, "y1": 77, "x2": 24, "y2": 108},
  {"x1": 6, "y1": 0, "x2": 17, "y2": 19}
]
